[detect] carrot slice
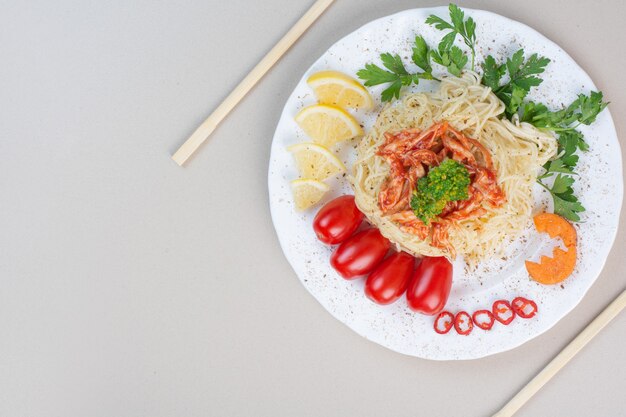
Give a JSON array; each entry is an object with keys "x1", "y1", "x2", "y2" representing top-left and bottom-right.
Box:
[
  {"x1": 525, "y1": 213, "x2": 577, "y2": 285},
  {"x1": 532, "y1": 213, "x2": 577, "y2": 247}
]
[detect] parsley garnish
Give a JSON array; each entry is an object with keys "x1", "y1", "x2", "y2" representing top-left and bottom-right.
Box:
[
  {"x1": 520, "y1": 92, "x2": 608, "y2": 221},
  {"x1": 357, "y1": 36, "x2": 438, "y2": 102},
  {"x1": 537, "y1": 175, "x2": 586, "y2": 222},
  {"x1": 426, "y1": 3, "x2": 476, "y2": 70},
  {"x1": 430, "y1": 32, "x2": 468, "y2": 77},
  {"x1": 481, "y1": 49, "x2": 550, "y2": 117}
]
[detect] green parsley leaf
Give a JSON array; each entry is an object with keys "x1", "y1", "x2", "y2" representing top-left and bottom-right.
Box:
[
  {"x1": 550, "y1": 174, "x2": 575, "y2": 194},
  {"x1": 431, "y1": 35, "x2": 468, "y2": 77},
  {"x1": 520, "y1": 101, "x2": 549, "y2": 125},
  {"x1": 543, "y1": 159, "x2": 575, "y2": 176},
  {"x1": 357, "y1": 41, "x2": 440, "y2": 102},
  {"x1": 483, "y1": 49, "x2": 550, "y2": 117},
  {"x1": 506, "y1": 84, "x2": 528, "y2": 115},
  {"x1": 412, "y1": 35, "x2": 433, "y2": 74},
  {"x1": 356, "y1": 63, "x2": 399, "y2": 86},
  {"x1": 482, "y1": 55, "x2": 505, "y2": 91},
  {"x1": 578, "y1": 91, "x2": 608, "y2": 125},
  {"x1": 380, "y1": 79, "x2": 402, "y2": 102},
  {"x1": 525, "y1": 92, "x2": 607, "y2": 223},
  {"x1": 357, "y1": 55, "x2": 422, "y2": 102},
  {"x1": 520, "y1": 92, "x2": 608, "y2": 131},
  {"x1": 380, "y1": 53, "x2": 408, "y2": 75},
  {"x1": 538, "y1": 174, "x2": 585, "y2": 222},
  {"x1": 426, "y1": 3, "x2": 477, "y2": 70},
  {"x1": 425, "y1": 14, "x2": 454, "y2": 31}
]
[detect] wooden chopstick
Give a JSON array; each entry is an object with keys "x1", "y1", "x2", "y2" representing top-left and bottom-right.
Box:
[
  {"x1": 172, "y1": 0, "x2": 335, "y2": 166},
  {"x1": 492, "y1": 288, "x2": 626, "y2": 417}
]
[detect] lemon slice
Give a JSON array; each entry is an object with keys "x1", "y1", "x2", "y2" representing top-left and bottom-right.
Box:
[
  {"x1": 291, "y1": 179, "x2": 329, "y2": 210},
  {"x1": 295, "y1": 104, "x2": 363, "y2": 148},
  {"x1": 307, "y1": 70, "x2": 374, "y2": 109},
  {"x1": 287, "y1": 142, "x2": 346, "y2": 181}
]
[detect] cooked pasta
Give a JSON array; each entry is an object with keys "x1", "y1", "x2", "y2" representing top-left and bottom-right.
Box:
[{"x1": 350, "y1": 71, "x2": 557, "y2": 264}]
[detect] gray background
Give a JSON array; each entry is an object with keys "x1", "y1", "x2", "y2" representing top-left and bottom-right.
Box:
[{"x1": 0, "y1": 1, "x2": 624, "y2": 416}]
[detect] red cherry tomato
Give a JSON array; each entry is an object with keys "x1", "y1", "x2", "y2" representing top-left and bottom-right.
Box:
[
  {"x1": 330, "y1": 229, "x2": 390, "y2": 279},
  {"x1": 406, "y1": 256, "x2": 453, "y2": 315},
  {"x1": 364, "y1": 252, "x2": 415, "y2": 305},
  {"x1": 454, "y1": 311, "x2": 473, "y2": 335},
  {"x1": 313, "y1": 195, "x2": 364, "y2": 245}
]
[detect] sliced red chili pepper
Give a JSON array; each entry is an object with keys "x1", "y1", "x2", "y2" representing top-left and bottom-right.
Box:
[
  {"x1": 454, "y1": 311, "x2": 473, "y2": 335},
  {"x1": 433, "y1": 311, "x2": 454, "y2": 334},
  {"x1": 492, "y1": 299, "x2": 516, "y2": 325},
  {"x1": 472, "y1": 309, "x2": 495, "y2": 330},
  {"x1": 511, "y1": 297, "x2": 538, "y2": 319}
]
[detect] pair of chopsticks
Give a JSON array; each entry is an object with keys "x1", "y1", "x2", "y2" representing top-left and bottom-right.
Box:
[
  {"x1": 172, "y1": 0, "x2": 335, "y2": 166},
  {"x1": 170, "y1": 1, "x2": 624, "y2": 414}
]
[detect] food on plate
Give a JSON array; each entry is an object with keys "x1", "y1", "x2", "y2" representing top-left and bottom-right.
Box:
[
  {"x1": 330, "y1": 228, "x2": 390, "y2": 279},
  {"x1": 288, "y1": 142, "x2": 346, "y2": 181},
  {"x1": 406, "y1": 256, "x2": 452, "y2": 315},
  {"x1": 472, "y1": 310, "x2": 495, "y2": 331},
  {"x1": 525, "y1": 213, "x2": 577, "y2": 284},
  {"x1": 511, "y1": 297, "x2": 538, "y2": 319},
  {"x1": 288, "y1": 3, "x2": 611, "y2": 348},
  {"x1": 434, "y1": 296, "x2": 537, "y2": 335},
  {"x1": 408, "y1": 157, "x2": 473, "y2": 226},
  {"x1": 433, "y1": 311, "x2": 454, "y2": 334},
  {"x1": 313, "y1": 195, "x2": 364, "y2": 245},
  {"x1": 454, "y1": 311, "x2": 473, "y2": 335},
  {"x1": 358, "y1": 4, "x2": 607, "y2": 223},
  {"x1": 290, "y1": 179, "x2": 330, "y2": 211},
  {"x1": 307, "y1": 70, "x2": 373, "y2": 109},
  {"x1": 314, "y1": 195, "x2": 453, "y2": 311},
  {"x1": 492, "y1": 300, "x2": 516, "y2": 325},
  {"x1": 365, "y1": 252, "x2": 415, "y2": 305},
  {"x1": 351, "y1": 74, "x2": 557, "y2": 263},
  {"x1": 295, "y1": 104, "x2": 363, "y2": 148}
]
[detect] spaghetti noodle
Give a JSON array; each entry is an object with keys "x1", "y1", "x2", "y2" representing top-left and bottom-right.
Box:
[{"x1": 351, "y1": 71, "x2": 557, "y2": 264}]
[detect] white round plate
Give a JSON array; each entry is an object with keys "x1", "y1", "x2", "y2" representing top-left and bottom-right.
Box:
[{"x1": 268, "y1": 7, "x2": 622, "y2": 360}]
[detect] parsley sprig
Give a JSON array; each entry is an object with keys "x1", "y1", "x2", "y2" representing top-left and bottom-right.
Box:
[
  {"x1": 426, "y1": 4, "x2": 476, "y2": 70},
  {"x1": 482, "y1": 49, "x2": 550, "y2": 117},
  {"x1": 357, "y1": 36, "x2": 439, "y2": 102},
  {"x1": 519, "y1": 93, "x2": 608, "y2": 221},
  {"x1": 430, "y1": 32, "x2": 468, "y2": 77},
  {"x1": 479, "y1": 48, "x2": 600, "y2": 221}
]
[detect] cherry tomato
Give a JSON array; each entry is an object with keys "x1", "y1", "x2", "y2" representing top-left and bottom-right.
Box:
[
  {"x1": 406, "y1": 256, "x2": 453, "y2": 315},
  {"x1": 313, "y1": 195, "x2": 364, "y2": 245},
  {"x1": 330, "y1": 229, "x2": 390, "y2": 279},
  {"x1": 364, "y1": 252, "x2": 415, "y2": 305}
]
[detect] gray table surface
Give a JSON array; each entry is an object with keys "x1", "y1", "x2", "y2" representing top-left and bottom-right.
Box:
[{"x1": 1, "y1": 1, "x2": 624, "y2": 416}]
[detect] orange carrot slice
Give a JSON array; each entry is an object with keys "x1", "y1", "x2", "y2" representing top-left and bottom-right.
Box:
[{"x1": 525, "y1": 213, "x2": 577, "y2": 285}]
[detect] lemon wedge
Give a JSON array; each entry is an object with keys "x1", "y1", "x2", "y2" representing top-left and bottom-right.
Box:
[
  {"x1": 295, "y1": 104, "x2": 363, "y2": 148},
  {"x1": 291, "y1": 179, "x2": 329, "y2": 210},
  {"x1": 307, "y1": 70, "x2": 373, "y2": 110},
  {"x1": 287, "y1": 142, "x2": 346, "y2": 181}
]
